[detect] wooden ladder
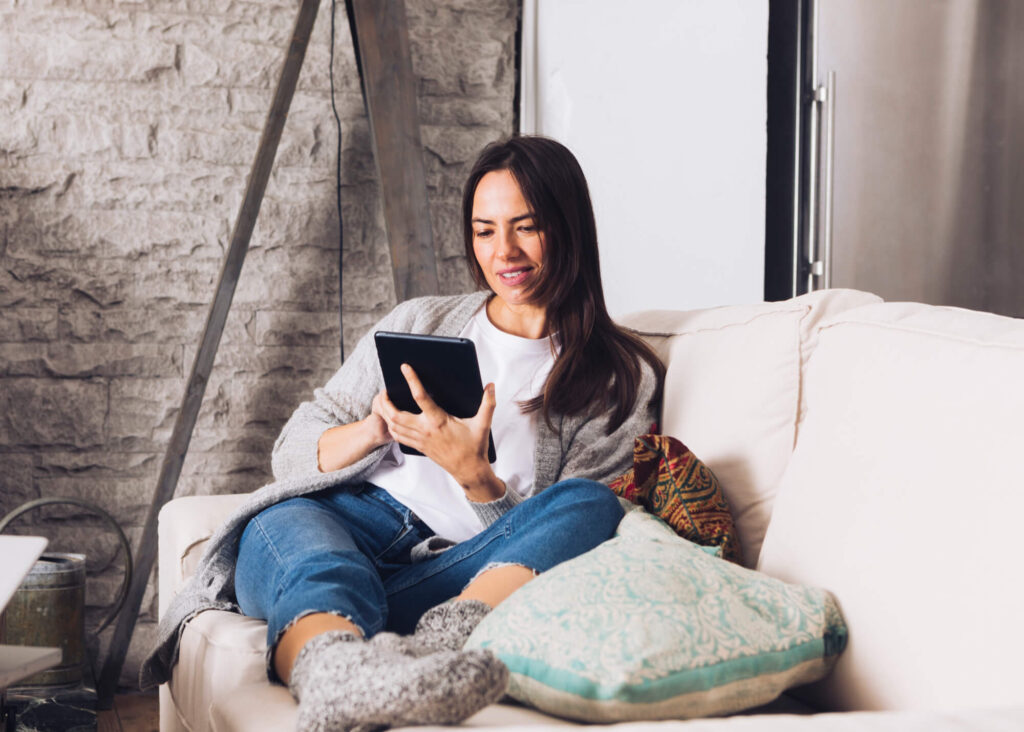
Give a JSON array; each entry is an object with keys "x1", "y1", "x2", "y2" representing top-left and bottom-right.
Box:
[{"x1": 96, "y1": 0, "x2": 438, "y2": 704}]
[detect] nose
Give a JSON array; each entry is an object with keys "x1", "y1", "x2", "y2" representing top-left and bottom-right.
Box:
[{"x1": 496, "y1": 226, "x2": 520, "y2": 259}]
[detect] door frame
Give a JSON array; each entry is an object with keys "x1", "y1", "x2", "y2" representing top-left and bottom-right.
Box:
[{"x1": 764, "y1": 0, "x2": 810, "y2": 300}]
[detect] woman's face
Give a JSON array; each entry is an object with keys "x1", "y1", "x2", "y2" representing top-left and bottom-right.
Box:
[{"x1": 471, "y1": 169, "x2": 546, "y2": 314}]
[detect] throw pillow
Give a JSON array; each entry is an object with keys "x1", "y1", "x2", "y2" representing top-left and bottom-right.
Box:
[
  {"x1": 465, "y1": 510, "x2": 848, "y2": 723},
  {"x1": 608, "y1": 434, "x2": 741, "y2": 563}
]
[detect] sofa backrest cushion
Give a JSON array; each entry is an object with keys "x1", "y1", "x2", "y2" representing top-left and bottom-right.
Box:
[
  {"x1": 757, "y1": 301, "x2": 1024, "y2": 712},
  {"x1": 619, "y1": 289, "x2": 880, "y2": 566}
]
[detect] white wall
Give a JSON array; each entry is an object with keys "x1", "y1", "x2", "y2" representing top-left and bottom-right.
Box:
[{"x1": 522, "y1": 0, "x2": 769, "y2": 316}]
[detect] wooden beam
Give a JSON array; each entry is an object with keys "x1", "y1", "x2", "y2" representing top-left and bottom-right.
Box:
[
  {"x1": 349, "y1": 0, "x2": 439, "y2": 301},
  {"x1": 95, "y1": 0, "x2": 321, "y2": 705}
]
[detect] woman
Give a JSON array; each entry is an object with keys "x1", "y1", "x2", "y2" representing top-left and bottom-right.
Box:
[{"x1": 142, "y1": 136, "x2": 664, "y2": 731}]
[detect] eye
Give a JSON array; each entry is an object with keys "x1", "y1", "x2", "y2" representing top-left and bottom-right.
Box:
[
  {"x1": 474, "y1": 228, "x2": 493, "y2": 238},
  {"x1": 518, "y1": 225, "x2": 536, "y2": 234}
]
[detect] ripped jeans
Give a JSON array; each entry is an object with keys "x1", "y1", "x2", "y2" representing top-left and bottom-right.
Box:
[{"x1": 234, "y1": 478, "x2": 623, "y2": 663}]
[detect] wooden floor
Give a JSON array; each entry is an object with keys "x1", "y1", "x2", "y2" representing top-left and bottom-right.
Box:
[{"x1": 97, "y1": 692, "x2": 159, "y2": 732}]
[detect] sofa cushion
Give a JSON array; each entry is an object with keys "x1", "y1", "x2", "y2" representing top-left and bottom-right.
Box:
[
  {"x1": 158, "y1": 494, "x2": 248, "y2": 616},
  {"x1": 618, "y1": 289, "x2": 880, "y2": 566},
  {"x1": 465, "y1": 509, "x2": 848, "y2": 723},
  {"x1": 757, "y1": 301, "x2": 1024, "y2": 712},
  {"x1": 207, "y1": 682, "x2": 580, "y2": 731},
  {"x1": 608, "y1": 434, "x2": 740, "y2": 563},
  {"x1": 166, "y1": 609, "x2": 270, "y2": 732},
  {"x1": 210, "y1": 683, "x2": 1024, "y2": 732}
]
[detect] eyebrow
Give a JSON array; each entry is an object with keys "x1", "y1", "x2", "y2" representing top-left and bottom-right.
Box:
[{"x1": 471, "y1": 213, "x2": 535, "y2": 225}]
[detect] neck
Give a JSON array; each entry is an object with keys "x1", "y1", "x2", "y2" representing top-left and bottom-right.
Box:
[{"x1": 486, "y1": 296, "x2": 547, "y2": 339}]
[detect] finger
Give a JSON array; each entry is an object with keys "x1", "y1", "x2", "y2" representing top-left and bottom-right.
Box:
[
  {"x1": 379, "y1": 387, "x2": 417, "y2": 421},
  {"x1": 381, "y1": 389, "x2": 431, "y2": 433},
  {"x1": 475, "y1": 382, "x2": 497, "y2": 427},
  {"x1": 381, "y1": 399, "x2": 418, "y2": 433},
  {"x1": 376, "y1": 392, "x2": 409, "y2": 436},
  {"x1": 366, "y1": 412, "x2": 394, "y2": 443},
  {"x1": 377, "y1": 389, "x2": 401, "y2": 422},
  {"x1": 371, "y1": 390, "x2": 389, "y2": 419},
  {"x1": 388, "y1": 423, "x2": 424, "y2": 452},
  {"x1": 401, "y1": 364, "x2": 442, "y2": 414}
]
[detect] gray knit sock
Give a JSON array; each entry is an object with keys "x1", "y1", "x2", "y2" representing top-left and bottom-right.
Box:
[
  {"x1": 289, "y1": 629, "x2": 508, "y2": 732},
  {"x1": 408, "y1": 599, "x2": 492, "y2": 655}
]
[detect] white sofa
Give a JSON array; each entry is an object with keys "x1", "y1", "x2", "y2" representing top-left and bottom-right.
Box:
[{"x1": 157, "y1": 289, "x2": 1024, "y2": 731}]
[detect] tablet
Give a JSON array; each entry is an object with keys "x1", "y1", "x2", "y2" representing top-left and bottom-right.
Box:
[{"x1": 374, "y1": 331, "x2": 497, "y2": 462}]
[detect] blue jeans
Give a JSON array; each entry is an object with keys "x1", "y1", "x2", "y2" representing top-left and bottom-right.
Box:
[{"x1": 234, "y1": 478, "x2": 623, "y2": 655}]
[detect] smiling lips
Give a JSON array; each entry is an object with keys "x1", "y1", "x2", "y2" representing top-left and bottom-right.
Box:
[{"x1": 498, "y1": 267, "x2": 533, "y2": 286}]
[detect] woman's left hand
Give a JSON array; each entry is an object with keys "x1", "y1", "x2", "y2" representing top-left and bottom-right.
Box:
[{"x1": 378, "y1": 364, "x2": 506, "y2": 502}]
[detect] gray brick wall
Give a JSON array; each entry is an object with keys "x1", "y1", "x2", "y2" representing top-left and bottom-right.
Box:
[{"x1": 0, "y1": 0, "x2": 517, "y2": 686}]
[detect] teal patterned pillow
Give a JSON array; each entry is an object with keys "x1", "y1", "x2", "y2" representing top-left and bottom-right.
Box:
[{"x1": 465, "y1": 509, "x2": 847, "y2": 722}]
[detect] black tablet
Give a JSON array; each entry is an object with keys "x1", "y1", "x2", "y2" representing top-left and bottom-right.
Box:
[{"x1": 374, "y1": 331, "x2": 497, "y2": 463}]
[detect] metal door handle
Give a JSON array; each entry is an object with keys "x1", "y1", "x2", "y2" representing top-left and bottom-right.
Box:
[
  {"x1": 805, "y1": 83, "x2": 821, "y2": 293},
  {"x1": 807, "y1": 71, "x2": 836, "y2": 291},
  {"x1": 820, "y1": 70, "x2": 836, "y2": 289}
]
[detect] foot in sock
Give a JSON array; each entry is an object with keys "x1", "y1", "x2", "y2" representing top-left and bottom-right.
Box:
[
  {"x1": 289, "y1": 629, "x2": 508, "y2": 732},
  {"x1": 408, "y1": 599, "x2": 492, "y2": 655}
]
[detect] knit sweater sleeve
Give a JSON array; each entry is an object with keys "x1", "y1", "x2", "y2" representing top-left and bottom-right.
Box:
[
  {"x1": 467, "y1": 483, "x2": 527, "y2": 527},
  {"x1": 270, "y1": 301, "x2": 419, "y2": 481}
]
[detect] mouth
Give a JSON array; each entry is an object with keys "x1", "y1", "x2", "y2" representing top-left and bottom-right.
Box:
[{"x1": 497, "y1": 267, "x2": 533, "y2": 286}]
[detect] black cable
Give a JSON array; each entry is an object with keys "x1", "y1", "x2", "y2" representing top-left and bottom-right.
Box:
[
  {"x1": 344, "y1": 0, "x2": 366, "y2": 101},
  {"x1": 329, "y1": 0, "x2": 345, "y2": 361}
]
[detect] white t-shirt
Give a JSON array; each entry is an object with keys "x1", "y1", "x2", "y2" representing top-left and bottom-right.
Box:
[{"x1": 367, "y1": 305, "x2": 555, "y2": 541}]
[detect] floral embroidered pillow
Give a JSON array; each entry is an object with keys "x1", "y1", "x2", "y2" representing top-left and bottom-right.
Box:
[{"x1": 608, "y1": 433, "x2": 741, "y2": 563}]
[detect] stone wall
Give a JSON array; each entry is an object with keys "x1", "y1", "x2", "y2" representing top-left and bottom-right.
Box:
[{"x1": 0, "y1": 0, "x2": 517, "y2": 686}]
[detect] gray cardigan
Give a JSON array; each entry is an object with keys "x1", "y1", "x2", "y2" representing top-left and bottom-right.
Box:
[{"x1": 140, "y1": 292, "x2": 658, "y2": 688}]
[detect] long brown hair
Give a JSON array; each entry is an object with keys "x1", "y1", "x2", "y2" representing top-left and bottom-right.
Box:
[{"x1": 462, "y1": 135, "x2": 664, "y2": 433}]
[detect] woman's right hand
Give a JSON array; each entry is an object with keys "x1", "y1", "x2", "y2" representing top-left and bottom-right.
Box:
[
  {"x1": 316, "y1": 393, "x2": 394, "y2": 473},
  {"x1": 367, "y1": 390, "x2": 394, "y2": 445}
]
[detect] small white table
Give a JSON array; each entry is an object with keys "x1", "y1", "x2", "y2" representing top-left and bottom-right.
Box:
[
  {"x1": 0, "y1": 645, "x2": 62, "y2": 690},
  {"x1": 1, "y1": 645, "x2": 62, "y2": 730},
  {"x1": 1, "y1": 536, "x2": 61, "y2": 729}
]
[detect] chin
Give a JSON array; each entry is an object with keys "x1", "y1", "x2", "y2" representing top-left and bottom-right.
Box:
[{"x1": 496, "y1": 288, "x2": 531, "y2": 305}]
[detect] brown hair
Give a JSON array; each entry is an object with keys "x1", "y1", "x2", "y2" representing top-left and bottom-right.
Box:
[{"x1": 462, "y1": 135, "x2": 664, "y2": 433}]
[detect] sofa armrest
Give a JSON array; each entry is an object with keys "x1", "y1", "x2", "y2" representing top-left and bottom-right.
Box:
[{"x1": 158, "y1": 494, "x2": 249, "y2": 619}]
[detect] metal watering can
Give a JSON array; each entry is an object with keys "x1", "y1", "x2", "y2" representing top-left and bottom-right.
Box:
[{"x1": 0, "y1": 497, "x2": 133, "y2": 688}]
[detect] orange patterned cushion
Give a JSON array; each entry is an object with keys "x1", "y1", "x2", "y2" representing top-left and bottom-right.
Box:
[{"x1": 608, "y1": 434, "x2": 741, "y2": 563}]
